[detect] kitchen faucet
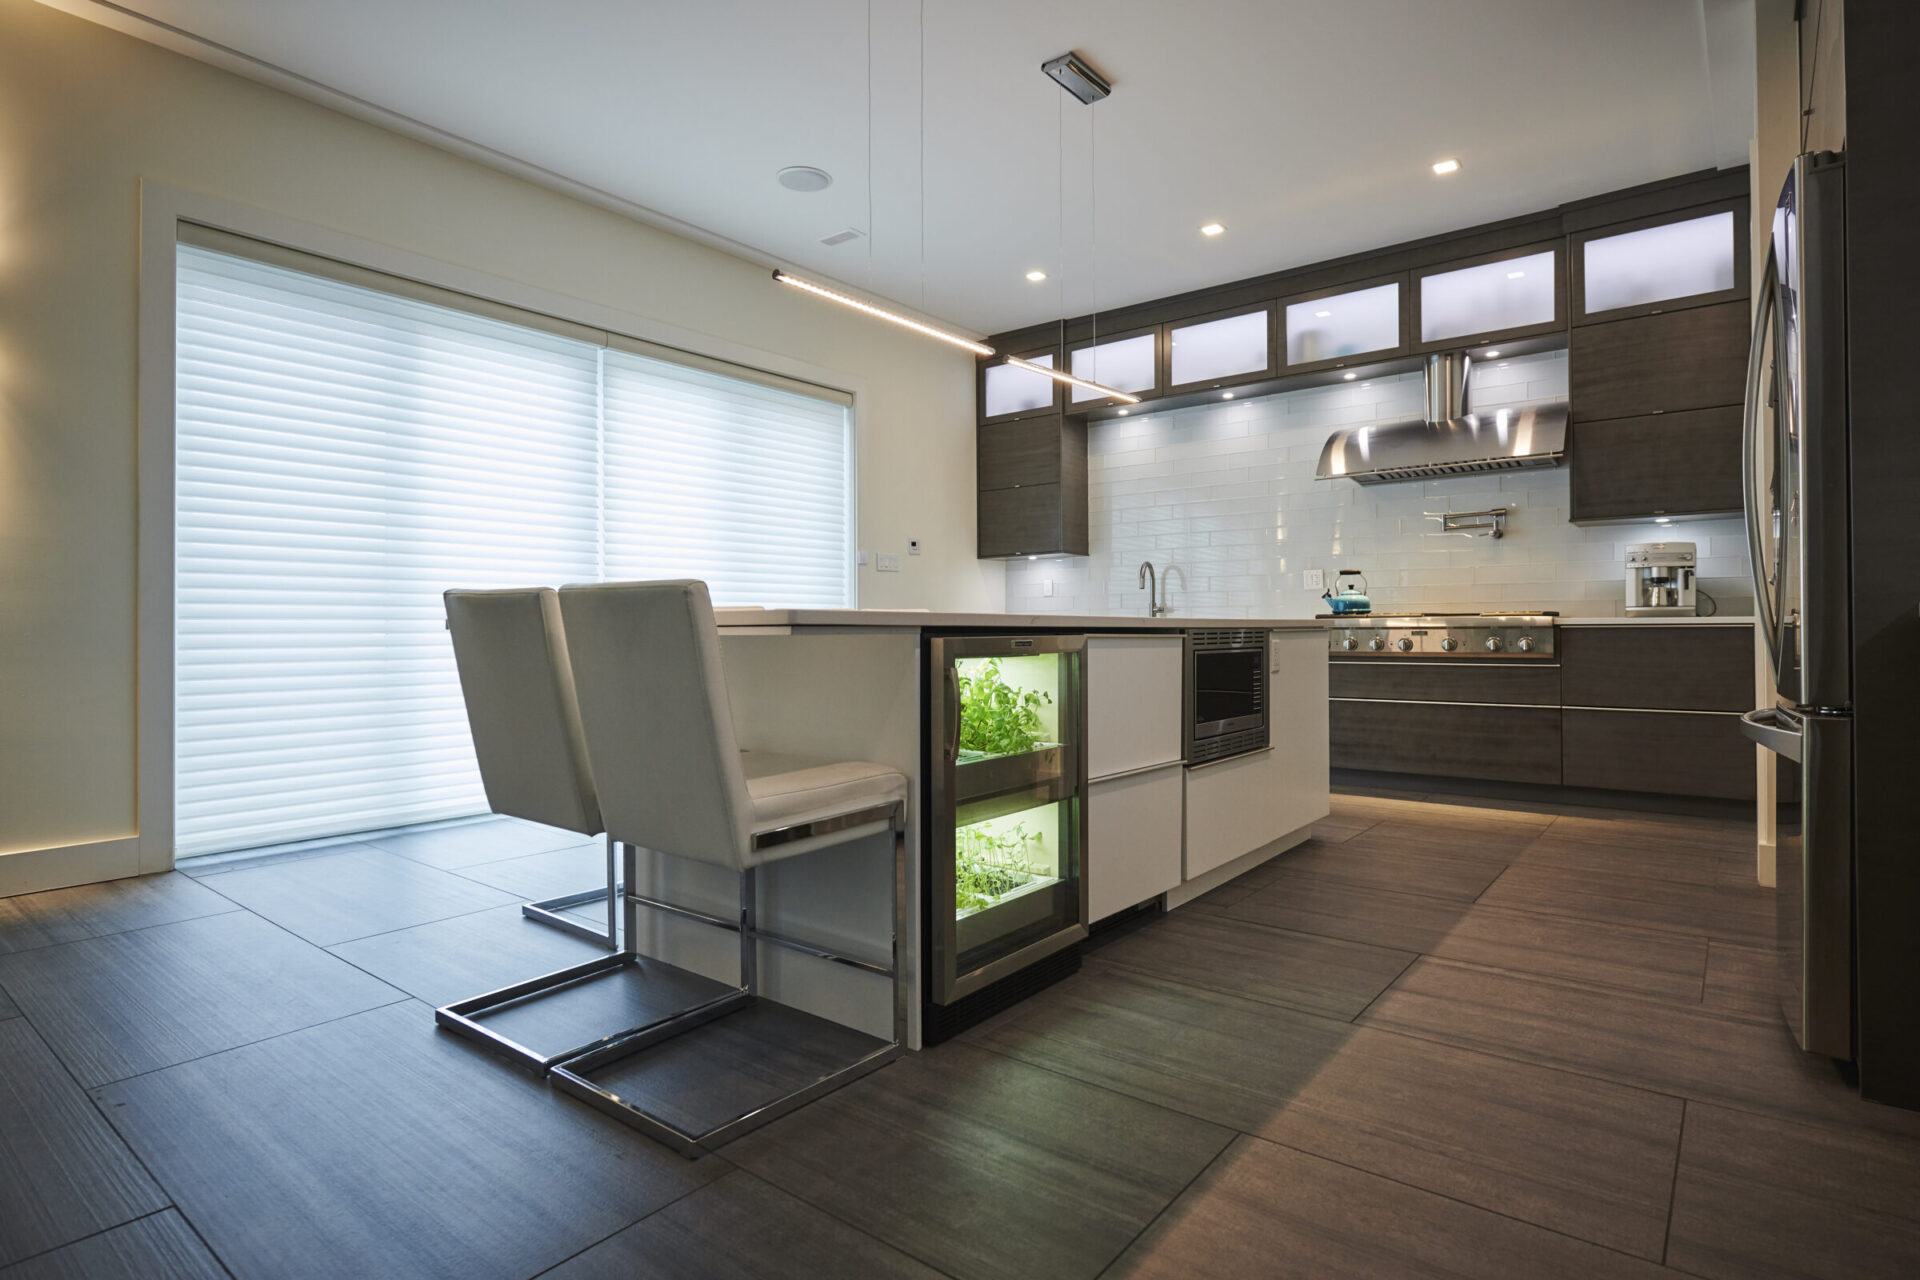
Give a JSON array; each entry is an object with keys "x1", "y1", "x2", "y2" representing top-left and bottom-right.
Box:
[{"x1": 1138, "y1": 561, "x2": 1168, "y2": 617}]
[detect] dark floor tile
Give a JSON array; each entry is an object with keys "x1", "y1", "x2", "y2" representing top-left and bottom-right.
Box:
[
  {"x1": 1701, "y1": 941, "x2": 1782, "y2": 1023},
  {"x1": 472, "y1": 957, "x2": 739, "y2": 1065},
  {"x1": 0, "y1": 911, "x2": 403, "y2": 1086},
  {"x1": 0, "y1": 985, "x2": 16, "y2": 1021},
  {"x1": 1544, "y1": 811, "x2": 1757, "y2": 856},
  {"x1": 1513, "y1": 830, "x2": 1758, "y2": 889},
  {"x1": 327, "y1": 903, "x2": 609, "y2": 1008},
  {"x1": 1357, "y1": 817, "x2": 1546, "y2": 859},
  {"x1": 456, "y1": 840, "x2": 608, "y2": 901},
  {"x1": 193, "y1": 845, "x2": 517, "y2": 946},
  {"x1": 94, "y1": 1001, "x2": 718, "y2": 1280},
  {"x1": 1108, "y1": 1134, "x2": 1666, "y2": 1279},
  {"x1": 544, "y1": 1170, "x2": 940, "y2": 1280},
  {"x1": 362, "y1": 816, "x2": 587, "y2": 870},
  {"x1": 971, "y1": 967, "x2": 1681, "y2": 1259},
  {"x1": 1086, "y1": 908, "x2": 1414, "y2": 1020},
  {"x1": 1430, "y1": 904, "x2": 1708, "y2": 1002},
  {"x1": 1175, "y1": 879, "x2": 1258, "y2": 916},
  {"x1": 578, "y1": 999, "x2": 887, "y2": 1142},
  {"x1": 176, "y1": 836, "x2": 375, "y2": 878},
  {"x1": 727, "y1": 1039, "x2": 1231, "y2": 1280},
  {"x1": 1666, "y1": 1102, "x2": 1920, "y2": 1279},
  {"x1": 0, "y1": 1021, "x2": 170, "y2": 1268},
  {"x1": 1329, "y1": 792, "x2": 1556, "y2": 834},
  {"x1": 1477, "y1": 859, "x2": 1775, "y2": 946},
  {"x1": 1265, "y1": 834, "x2": 1510, "y2": 902},
  {"x1": 1224, "y1": 866, "x2": 1477, "y2": 950},
  {"x1": 0, "y1": 1211, "x2": 225, "y2": 1280},
  {"x1": 1308, "y1": 813, "x2": 1377, "y2": 844},
  {"x1": 1358, "y1": 958, "x2": 1920, "y2": 1134},
  {"x1": 0, "y1": 874, "x2": 236, "y2": 956}
]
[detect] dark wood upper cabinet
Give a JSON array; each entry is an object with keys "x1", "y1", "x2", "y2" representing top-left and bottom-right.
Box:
[
  {"x1": 1410, "y1": 241, "x2": 1566, "y2": 355},
  {"x1": 1570, "y1": 406, "x2": 1744, "y2": 522},
  {"x1": 1161, "y1": 303, "x2": 1276, "y2": 397},
  {"x1": 1569, "y1": 299, "x2": 1749, "y2": 422},
  {"x1": 1063, "y1": 323, "x2": 1162, "y2": 409},
  {"x1": 976, "y1": 413, "x2": 1087, "y2": 558},
  {"x1": 1570, "y1": 199, "x2": 1750, "y2": 326},
  {"x1": 977, "y1": 344, "x2": 1062, "y2": 424},
  {"x1": 1276, "y1": 273, "x2": 1410, "y2": 376}
]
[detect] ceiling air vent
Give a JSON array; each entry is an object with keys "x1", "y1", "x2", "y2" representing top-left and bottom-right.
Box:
[{"x1": 819, "y1": 228, "x2": 865, "y2": 247}]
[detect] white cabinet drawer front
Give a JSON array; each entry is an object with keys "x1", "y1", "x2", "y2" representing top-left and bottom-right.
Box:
[
  {"x1": 1088, "y1": 765, "x2": 1185, "y2": 922},
  {"x1": 1086, "y1": 636, "x2": 1185, "y2": 780}
]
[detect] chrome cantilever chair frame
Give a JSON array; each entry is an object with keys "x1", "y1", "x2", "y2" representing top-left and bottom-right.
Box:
[
  {"x1": 435, "y1": 802, "x2": 908, "y2": 1156},
  {"x1": 516, "y1": 833, "x2": 622, "y2": 950}
]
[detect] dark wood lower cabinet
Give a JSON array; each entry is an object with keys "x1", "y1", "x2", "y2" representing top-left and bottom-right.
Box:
[
  {"x1": 1329, "y1": 660, "x2": 1560, "y2": 706},
  {"x1": 1570, "y1": 407, "x2": 1744, "y2": 522},
  {"x1": 1560, "y1": 626, "x2": 1755, "y2": 712},
  {"x1": 1561, "y1": 709, "x2": 1755, "y2": 801},
  {"x1": 1330, "y1": 700, "x2": 1562, "y2": 786}
]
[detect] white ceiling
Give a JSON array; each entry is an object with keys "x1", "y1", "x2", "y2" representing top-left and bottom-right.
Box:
[{"x1": 73, "y1": 0, "x2": 1756, "y2": 337}]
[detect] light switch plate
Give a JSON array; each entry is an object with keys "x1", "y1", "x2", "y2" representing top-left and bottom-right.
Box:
[
  {"x1": 1044, "y1": 579, "x2": 1054, "y2": 597},
  {"x1": 857, "y1": 549, "x2": 870, "y2": 566},
  {"x1": 1303, "y1": 569, "x2": 1325, "y2": 591},
  {"x1": 876, "y1": 553, "x2": 901, "y2": 572}
]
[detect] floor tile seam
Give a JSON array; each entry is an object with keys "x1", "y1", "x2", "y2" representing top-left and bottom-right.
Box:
[
  {"x1": 0, "y1": 906, "x2": 250, "y2": 963},
  {"x1": 1234, "y1": 863, "x2": 1500, "y2": 908},
  {"x1": 82, "y1": 995, "x2": 417, "y2": 1094},
  {"x1": 1221, "y1": 1129, "x2": 1680, "y2": 1266},
  {"x1": 1661, "y1": 1100, "x2": 1687, "y2": 1266},
  {"x1": 520, "y1": 1159, "x2": 744, "y2": 1280},
  {"x1": 369, "y1": 835, "x2": 599, "y2": 874},
  {"x1": 1079, "y1": 951, "x2": 1404, "y2": 1026},
  {"x1": 1372, "y1": 953, "x2": 1789, "y2": 1028},
  {"x1": 1496, "y1": 855, "x2": 1766, "y2": 895},
  {"x1": 298, "y1": 895, "x2": 526, "y2": 950},
  {"x1": 953, "y1": 1035, "x2": 1248, "y2": 1148},
  {"x1": 0, "y1": 1207, "x2": 194, "y2": 1276},
  {"x1": 1090, "y1": 1124, "x2": 1240, "y2": 1279},
  {"x1": 714, "y1": 1166, "x2": 967, "y2": 1280},
  {"x1": 180, "y1": 840, "x2": 396, "y2": 880},
  {"x1": 1344, "y1": 949, "x2": 1423, "y2": 1024},
  {"x1": 1459, "y1": 889, "x2": 1770, "y2": 945}
]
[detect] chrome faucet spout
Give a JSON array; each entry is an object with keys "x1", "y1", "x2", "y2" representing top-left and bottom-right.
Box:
[{"x1": 1138, "y1": 561, "x2": 1165, "y2": 617}]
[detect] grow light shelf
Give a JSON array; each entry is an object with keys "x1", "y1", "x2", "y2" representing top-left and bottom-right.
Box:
[
  {"x1": 954, "y1": 743, "x2": 1066, "y2": 804},
  {"x1": 955, "y1": 872, "x2": 1061, "y2": 921}
]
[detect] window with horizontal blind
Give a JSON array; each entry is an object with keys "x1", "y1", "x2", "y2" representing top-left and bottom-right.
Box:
[{"x1": 174, "y1": 233, "x2": 853, "y2": 857}]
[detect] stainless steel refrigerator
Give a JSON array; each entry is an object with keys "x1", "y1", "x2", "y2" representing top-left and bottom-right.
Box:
[{"x1": 1738, "y1": 151, "x2": 1853, "y2": 1060}]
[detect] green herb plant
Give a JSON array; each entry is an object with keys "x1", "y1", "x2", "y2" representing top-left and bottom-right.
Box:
[
  {"x1": 956, "y1": 658, "x2": 1054, "y2": 759},
  {"x1": 954, "y1": 821, "x2": 1043, "y2": 915}
]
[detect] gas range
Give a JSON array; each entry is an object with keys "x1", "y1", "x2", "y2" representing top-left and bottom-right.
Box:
[{"x1": 1321, "y1": 612, "x2": 1558, "y2": 658}]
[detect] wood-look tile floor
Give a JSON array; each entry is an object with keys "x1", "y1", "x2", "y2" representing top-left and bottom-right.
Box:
[{"x1": 2, "y1": 796, "x2": 1919, "y2": 1278}]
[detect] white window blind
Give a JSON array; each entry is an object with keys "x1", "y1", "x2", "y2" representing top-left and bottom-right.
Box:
[{"x1": 174, "y1": 238, "x2": 852, "y2": 857}]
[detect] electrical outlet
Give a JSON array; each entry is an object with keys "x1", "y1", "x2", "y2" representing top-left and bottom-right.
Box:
[
  {"x1": 1044, "y1": 579, "x2": 1054, "y2": 597},
  {"x1": 907, "y1": 538, "x2": 922, "y2": 556},
  {"x1": 876, "y1": 553, "x2": 901, "y2": 573},
  {"x1": 1303, "y1": 569, "x2": 1325, "y2": 591}
]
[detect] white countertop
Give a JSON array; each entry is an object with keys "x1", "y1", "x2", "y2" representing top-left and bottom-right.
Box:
[
  {"x1": 713, "y1": 607, "x2": 1329, "y2": 633},
  {"x1": 1554, "y1": 615, "x2": 1755, "y2": 626}
]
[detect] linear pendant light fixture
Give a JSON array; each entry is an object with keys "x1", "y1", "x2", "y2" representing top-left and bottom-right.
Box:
[
  {"x1": 1002, "y1": 353, "x2": 1141, "y2": 403},
  {"x1": 771, "y1": 270, "x2": 994, "y2": 356}
]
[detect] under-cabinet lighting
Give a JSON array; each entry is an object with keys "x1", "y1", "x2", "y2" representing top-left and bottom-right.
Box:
[
  {"x1": 1314, "y1": 310, "x2": 1332, "y2": 318},
  {"x1": 771, "y1": 270, "x2": 994, "y2": 356},
  {"x1": 1221, "y1": 392, "x2": 1234, "y2": 400},
  {"x1": 1002, "y1": 354, "x2": 1142, "y2": 403},
  {"x1": 1117, "y1": 408, "x2": 1130, "y2": 415},
  {"x1": 1506, "y1": 270, "x2": 1526, "y2": 279},
  {"x1": 1025, "y1": 270, "x2": 1048, "y2": 282},
  {"x1": 1432, "y1": 158, "x2": 1460, "y2": 175},
  {"x1": 1484, "y1": 350, "x2": 1502, "y2": 358},
  {"x1": 1200, "y1": 222, "x2": 1226, "y2": 237},
  {"x1": 1654, "y1": 517, "x2": 1673, "y2": 525},
  {"x1": 1343, "y1": 372, "x2": 1357, "y2": 380}
]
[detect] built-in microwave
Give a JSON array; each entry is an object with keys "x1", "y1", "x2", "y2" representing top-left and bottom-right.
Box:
[{"x1": 1184, "y1": 628, "x2": 1270, "y2": 766}]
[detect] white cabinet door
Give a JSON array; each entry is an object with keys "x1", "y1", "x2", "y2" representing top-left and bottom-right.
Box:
[
  {"x1": 1086, "y1": 635, "x2": 1184, "y2": 780},
  {"x1": 1088, "y1": 764, "x2": 1184, "y2": 922}
]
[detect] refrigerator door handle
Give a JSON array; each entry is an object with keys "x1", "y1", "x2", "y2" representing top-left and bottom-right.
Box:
[
  {"x1": 1739, "y1": 705, "x2": 1804, "y2": 763},
  {"x1": 1742, "y1": 245, "x2": 1784, "y2": 678}
]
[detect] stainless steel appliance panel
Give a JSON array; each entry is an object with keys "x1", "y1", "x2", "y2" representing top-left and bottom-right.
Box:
[{"x1": 1185, "y1": 629, "x2": 1271, "y2": 765}]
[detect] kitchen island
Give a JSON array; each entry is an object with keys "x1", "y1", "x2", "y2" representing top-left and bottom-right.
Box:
[{"x1": 626, "y1": 610, "x2": 1327, "y2": 1048}]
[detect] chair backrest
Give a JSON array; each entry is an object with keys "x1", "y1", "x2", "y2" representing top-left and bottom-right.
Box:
[
  {"x1": 557, "y1": 579, "x2": 753, "y2": 869},
  {"x1": 444, "y1": 587, "x2": 602, "y2": 837}
]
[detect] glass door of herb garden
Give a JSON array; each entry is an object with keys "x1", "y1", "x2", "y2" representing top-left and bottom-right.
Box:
[{"x1": 928, "y1": 635, "x2": 1088, "y2": 1005}]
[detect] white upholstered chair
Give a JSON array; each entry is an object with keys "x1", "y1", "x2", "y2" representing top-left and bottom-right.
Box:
[
  {"x1": 438, "y1": 579, "x2": 908, "y2": 1156},
  {"x1": 442, "y1": 587, "x2": 619, "y2": 948}
]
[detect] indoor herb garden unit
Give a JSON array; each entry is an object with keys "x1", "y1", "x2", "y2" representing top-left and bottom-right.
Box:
[
  {"x1": 953, "y1": 654, "x2": 1065, "y2": 801},
  {"x1": 953, "y1": 804, "x2": 1063, "y2": 921}
]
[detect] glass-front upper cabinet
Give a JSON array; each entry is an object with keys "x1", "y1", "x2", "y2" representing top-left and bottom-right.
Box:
[
  {"x1": 1280, "y1": 276, "x2": 1405, "y2": 373},
  {"x1": 1413, "y1": 244, "x2": 1564, "y2": 352},
  {"x1": 1164, "y1": 305, "x2": 1274, "y2": 394},
  {"x1": 1571, "y1": 202, "x2": 1748, "y2": 324},
  {"x1": 1067, "y1": 328, "x2": 1159, "y2": 405},
  {"x1": 980, "y1": 348, "x2": 1060, "y2": 422}
]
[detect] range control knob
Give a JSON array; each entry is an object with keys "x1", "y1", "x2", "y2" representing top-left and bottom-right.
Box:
[
  {"x1": 1484, "y1": 636, "x2": 1504, "y2": 652},
  {"x1": 1517, "y1": 635, "x2": 1536, "y2": 652},
  {"x1": 1439, "y1": 637, "x2": 1458, "y2": 652},
  {"x1": 1368, "y1": 637, "x2": 1386, "y2": 651},
  {"x1": 1395, "y1": 637, "x2": 1415, "y2": 652},
  {"x1": 1342, "y1": 637, "x2": 1359, "y2": 651}
]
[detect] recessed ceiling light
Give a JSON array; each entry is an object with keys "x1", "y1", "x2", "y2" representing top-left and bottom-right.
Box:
[
  {"x1": 1221, "y1": 392, "x2": 1234, "y2": 400},
  {"x1": 1200, "y1": 222, "x2": 1226, "y2": 237},
  {"x1": 1314, "y1": 310, "x2": 1332, "y2": 318},
  {"x1": 777, "y1": 165, "x2": 833, "y2": 192},
  {"x1": 1342, "y1": 372, "x2": 1357, "y2": 381},
  {"x1": 1432, "y1": 158, "x2": 1460, "y2": 175},
  {"x1": 1484, "y1": 350, "x2": 1502, "y2": 358},
  {"x1": 1025, "y1": 269, "x2": 1048, "y2": 283},
  {"x1": 1506, "y1": 270, "x2": 1526, "y2": 279}
]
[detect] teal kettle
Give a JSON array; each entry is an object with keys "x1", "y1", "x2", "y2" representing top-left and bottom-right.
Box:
[{"x1": 1323, "y1": 569, "x2": 1371, "y2": 615}]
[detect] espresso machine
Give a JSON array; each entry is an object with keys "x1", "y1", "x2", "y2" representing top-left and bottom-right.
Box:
[{"x1": 1624, "y1": 542, "x2": 1697, "y2": 616}]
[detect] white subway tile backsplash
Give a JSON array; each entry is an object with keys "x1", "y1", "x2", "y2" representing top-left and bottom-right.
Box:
[{"x1": 1007, "y1": 349, "x2": 1753, "y2": 621}]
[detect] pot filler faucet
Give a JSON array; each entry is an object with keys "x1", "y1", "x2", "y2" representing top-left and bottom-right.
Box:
[{"x1": 1138, "y1": 561, "x2": 1168, "y2": 617}]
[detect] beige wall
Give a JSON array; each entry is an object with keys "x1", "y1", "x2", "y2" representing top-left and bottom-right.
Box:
[{"x1": 0, "y1": 0, "x2": 998, "y2": 858}]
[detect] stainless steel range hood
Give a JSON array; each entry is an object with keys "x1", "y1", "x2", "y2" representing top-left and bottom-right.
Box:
[{"x1": 1315, "y1": 352, "x2": 1567, "y2": 485}]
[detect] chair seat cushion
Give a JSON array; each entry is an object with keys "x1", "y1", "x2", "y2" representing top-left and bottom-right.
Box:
[{"x1": 742, "y1": 751, "x2": 908, "y2": 837}]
